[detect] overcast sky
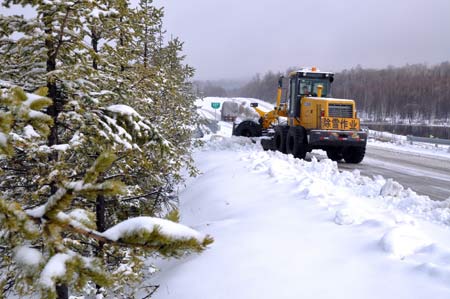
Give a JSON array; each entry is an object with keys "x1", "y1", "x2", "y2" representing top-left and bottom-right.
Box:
[{"x1": 153, "y1": 0, "x2": 450, "y2": 80}]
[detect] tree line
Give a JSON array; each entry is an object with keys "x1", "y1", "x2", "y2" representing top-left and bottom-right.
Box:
[
  {"x1": 332, "y1": 63, "x2": 450, "y2": 123},
  {"x1": 201, "y1": 63, "x2": 450, "y2": 124}
]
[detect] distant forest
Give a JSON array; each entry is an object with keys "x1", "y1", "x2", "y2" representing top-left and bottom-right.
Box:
[{"x1": 195, "y1": 63, "x2": 450, "y2": 124}]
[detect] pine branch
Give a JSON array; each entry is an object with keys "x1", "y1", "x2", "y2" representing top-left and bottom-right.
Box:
[
  {"x1": 0, "y1": 184, "x2": 39, "y2": 190},
  {"x1": 0, "y1": 167, "x2": 29, "y2": 173},
  {"x1": 51, "y1": 1, "x2": 81, "y2": 61},
  {"x1": 103, "y1": 174, "x2": 126, "y2": 181},
  {"x1": 141, "y1": 285, "x2": 159, "y2": 299},
  {"x1": 61, "y1": 218, "x2": 178, "y2": 252},
  {"x1": 2, "y1": 278, "x2": 15, "y2": 296}
]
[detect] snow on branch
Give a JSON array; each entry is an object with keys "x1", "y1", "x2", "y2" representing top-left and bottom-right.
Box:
[
  {"x1": 106, "y1": 104, "x2": 140, "y2": 117},
  {"x1": 101, "y1": 216, "x2": 213, "y2": 256},
  {"x1": 26, "y1": 179, "x2": 124, "y2": 219},
  {"x1": 0, "y1": 198, "x2": 40, "y2": 239},
  {"x1": 13, "y1": 245, "x2": 43, "y2": 269},
  {"x1": 37, "y1": 250, "x2": 107, "y2": 296},
  {"x1": 54, "y1": 211, "x2": 213, "y2": 256},
  {"x1": 39, "y1": 252, "x2": 74, "y2": 289},
  {"x1": 2, "y1": 196, "x2": 212, "y2": 289},
  {"x1": 15, "y1": 178, "x2": 212, "y2": 254},
  {"x1": 24, "y1": 204, "x2": 213, "y2": 256},
  {"x1": 35, "y1": 213, "x2": 214, "y2": 294},
  {"x1": 0, "y1": 86, "x2": 53, "y2": 146}
]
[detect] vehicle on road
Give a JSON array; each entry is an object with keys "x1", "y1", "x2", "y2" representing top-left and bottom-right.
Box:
[{"x1": 233, "y1": 67, "x2": 368, "y2": 163}]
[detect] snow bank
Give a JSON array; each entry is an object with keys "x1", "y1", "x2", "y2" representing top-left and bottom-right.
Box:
[
  {"x1": 206, "y1": 139, "x2": 450, "y2": 226},
  {"x1": 380, "y1": 226, "x2": 432, "y2": 258}
]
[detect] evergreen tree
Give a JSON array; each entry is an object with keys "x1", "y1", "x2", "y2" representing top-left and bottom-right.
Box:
[{"x1": 0, "y1": 83, "x2": 212, "y2": 299}]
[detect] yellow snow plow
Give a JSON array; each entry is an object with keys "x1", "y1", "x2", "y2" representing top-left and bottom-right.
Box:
[{"x1": 232, "y1": 67, "x2": 367, "y2": 163}]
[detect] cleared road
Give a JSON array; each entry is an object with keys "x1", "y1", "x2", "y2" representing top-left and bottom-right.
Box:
[{"x1": 314, "y1": 146, "x2": 450, "y2": 201}]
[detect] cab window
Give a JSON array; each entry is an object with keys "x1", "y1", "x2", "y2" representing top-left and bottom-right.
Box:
[
  {"x1": 298, "y1": 79, "x2": 330, "y2": 97},
  {"x1": 289, "y1": 78, "x2": 296, "y2": 115},
  {"x1": 299, "y1": 79, "x2": 312, "y2": 95}
]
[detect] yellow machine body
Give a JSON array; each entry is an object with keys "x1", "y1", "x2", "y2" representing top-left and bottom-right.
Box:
[
  {"x1": 294, "y1": 97, "x2": 360, "y2": 131},
  {"x1": 256, "y1": 71, "x2": 361, "y2": 133},
  {"x1": 234, "y1": 67, "x2": 367, "y2": 163}
]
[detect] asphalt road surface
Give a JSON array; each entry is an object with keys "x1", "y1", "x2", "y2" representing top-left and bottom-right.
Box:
[{"x1": 314, "y1": 146, "x2": 450, "y2": 201}]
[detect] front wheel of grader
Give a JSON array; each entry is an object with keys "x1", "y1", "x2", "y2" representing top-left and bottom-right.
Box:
[{"x1": 233, "y1": 120, "x2": 262, "y2": 137}]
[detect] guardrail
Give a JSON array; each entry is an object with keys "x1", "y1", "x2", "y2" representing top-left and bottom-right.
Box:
[{"x1": 407, "y1": 135, "x2": 450, "y2": 146}]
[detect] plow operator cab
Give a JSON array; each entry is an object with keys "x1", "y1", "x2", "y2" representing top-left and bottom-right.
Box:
[{"x1": 233, "y1": 67, "x2": 368, "y2": 163}]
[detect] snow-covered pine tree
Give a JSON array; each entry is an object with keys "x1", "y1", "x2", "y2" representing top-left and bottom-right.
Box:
[
  {"x1": 151, "y1": 36, "x2": 200, "y2": 179},
  {"x1": 131, "y1": 2, "x2": 201, "y2": 194},
  {"x1": 0, "y1": 0, "x2": 210, "y2": 298},
  {"x1": 89, "y1": 0, "x2": 201, "y2": 219},
  {"x1": 0, "y1": 88, "x2": 212, "y2": 299}
]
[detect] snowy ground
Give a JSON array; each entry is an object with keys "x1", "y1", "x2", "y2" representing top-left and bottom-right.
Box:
[
  {"x1": 148, "y1": 97, "x2": 450, "y2": 299},
  {"x1": 151, "y1": 137, "x2": 450, "y2": 299}
]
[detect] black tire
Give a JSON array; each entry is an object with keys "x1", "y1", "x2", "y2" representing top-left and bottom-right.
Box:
[
  {"x1": 326, "y1": 148, "x2": 343, "y2": 161},
  {"x1": 286, "y1": 126, "x2": 307, "y2": 159},
  {"x1": 233, "y1": 120, "x2": 262, "y2": 137},
  {"x1": 342, "y1": 146, "x2": 366, "y2": 164},
  {"x1": 261, "y1": 138, "x2": 275, "y2": 151},
  {"x1": 274, "y1": 126, "x2": 289, "y2": 153}
]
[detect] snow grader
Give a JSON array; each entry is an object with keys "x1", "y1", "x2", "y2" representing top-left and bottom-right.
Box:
[{"x1": 232, "y1": 67, "x2": 367, "y2": 163}]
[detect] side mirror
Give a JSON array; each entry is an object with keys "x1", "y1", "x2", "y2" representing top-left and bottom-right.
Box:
[
  {"x1": 278, "y1": 76, "x2": 284, "y2": 88},
  {"x1": 250, "y1": 102, "x2": 258, "y2": 108}
]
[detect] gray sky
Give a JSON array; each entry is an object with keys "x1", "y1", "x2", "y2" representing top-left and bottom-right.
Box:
[{"x1": 154, "y1": 0, "x2": 450, "y2": 80}]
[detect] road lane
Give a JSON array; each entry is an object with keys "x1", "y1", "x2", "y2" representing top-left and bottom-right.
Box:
[{"x1": 313, "y1": 145, "x2": 450, "y2": 201}]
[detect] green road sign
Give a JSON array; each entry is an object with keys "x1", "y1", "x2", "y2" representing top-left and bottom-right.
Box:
[{"x1": 211, "y1": 102, "x2": 220, "y2": 109}]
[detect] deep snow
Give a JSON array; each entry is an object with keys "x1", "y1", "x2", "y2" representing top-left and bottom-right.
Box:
[{"x1": 148, "y1": 97, "x2": 450, "y2": 299}]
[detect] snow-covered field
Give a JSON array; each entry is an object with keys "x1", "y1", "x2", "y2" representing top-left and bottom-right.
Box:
[{"x1": 149, "y1": 97, "x2": 450, "y2": 299}]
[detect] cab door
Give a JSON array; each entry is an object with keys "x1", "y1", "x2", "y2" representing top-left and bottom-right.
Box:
[
  {"x1": 288, "y1": 78, "x2": 300, "y2": 126},
  {"x1": 300, "y1": 99, "x2": 314, "y2": 128}
]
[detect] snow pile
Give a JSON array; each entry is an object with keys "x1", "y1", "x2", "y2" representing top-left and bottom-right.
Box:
[
  {"x1": 380, "y1": 178, "x2": 404, "y2": 196},
  {"x1": 380, "y1": 226, "x2": 432, "y2": 258},
  {"x1": 202, "y1": 136, "x2": 450, "y2": 224}
]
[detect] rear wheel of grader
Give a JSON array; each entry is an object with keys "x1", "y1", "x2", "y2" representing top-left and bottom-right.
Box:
[
  {"x1": 342, "y1": 146, "x2": 366, "y2": 164},
  {"x1": 326, "y1": 148, "x2": 343, "y2": 161},
  {"x1": 286, "y1": 126, "x2": 307, "y2": 159}
]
